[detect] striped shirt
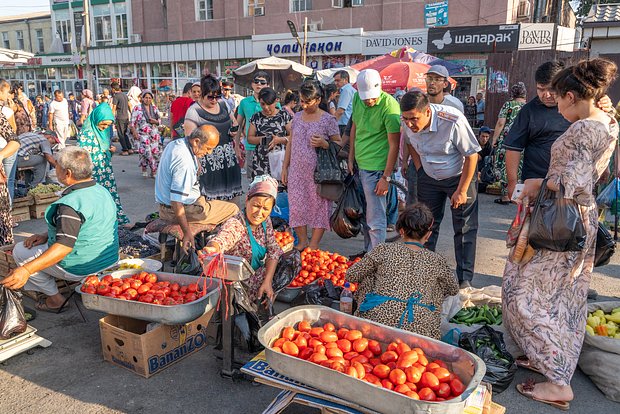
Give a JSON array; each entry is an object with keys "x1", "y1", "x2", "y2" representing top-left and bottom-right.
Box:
[{"x1": 16, "y1": 132, "x2": 53, "y2": 157}]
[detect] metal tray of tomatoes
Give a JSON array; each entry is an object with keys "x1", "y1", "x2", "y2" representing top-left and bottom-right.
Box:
[
  {"x1": 258, "y1": 305, "x2": 486, "y2": 414},
  {"x1": 199, "y1": 254, "x2": 254, "y2": 281},
  {"x1": 76, "y1": 270, "x2": 221, "y2": 325}
]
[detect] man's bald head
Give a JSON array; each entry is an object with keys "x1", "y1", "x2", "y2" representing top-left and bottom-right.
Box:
[{"x1": 188, "y1": 124, "x2": 220, "y2": 157}]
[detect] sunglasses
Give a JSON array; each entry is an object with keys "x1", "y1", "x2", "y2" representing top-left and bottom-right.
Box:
[
  {"x1": 222, "y1": 88, "x2": 232, "y2": 91},
  {"x1": 206, "y1": 94, "x2": 222, "y2": 100},
  {"x1": 253, "y1": 79, "x2": 268, "y2": 85}
]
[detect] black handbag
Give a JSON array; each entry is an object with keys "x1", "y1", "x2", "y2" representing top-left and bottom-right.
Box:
[
  {"x1": 314, "y1": 141, "x2": 344, "y2": 185},
  {"x1": 595, "y1": 222, "x2": 616, "y2": 267},
  {"x1": 528, "y1": 179, "x2": 586, "y2": 252},
  {"x1": 480, "y1": 155, "x2": 497, "y2": 184}
]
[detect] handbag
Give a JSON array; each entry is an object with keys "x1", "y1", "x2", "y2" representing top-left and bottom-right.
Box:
[
  {"x1": 314, "y1": 140, "x2": 344, "y2": 185},
  {"x1": 480, "y1": 155, "x2": 497, "y2": 184},
  {"x1": 528, "y1": 179, "x2": 586, "y2": 252},
  {"x1": 595, "y1": 222, "x2": 616, "y2": 267}
]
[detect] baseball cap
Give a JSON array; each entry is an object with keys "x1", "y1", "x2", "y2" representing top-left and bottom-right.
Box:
[
  {"x1": 479, "y1": 126, "x2": 492, "y2": 134},
  {"x1": 426, "y1": 65, "x2": 449, "y2": 79},
  {"x1": 43, "y1": 130, "x2": 60, "y2": 143},
  {"x1": 357, "y1": 69, "x2": 382, "y2": 100}
]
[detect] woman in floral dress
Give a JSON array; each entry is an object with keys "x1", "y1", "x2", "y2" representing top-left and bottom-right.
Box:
[
  {"x1": 130, "y1": 90, "x2": 162, "y2": 177},
  {"x1": 77, "y1": 103, "x2": 130, "y2": 225},
  {"x1": 202, "y1": 176, "x2": 283, "y2": 303},
  {"x1": 491, "y1": 82, "x2": 527, "y2": 204},
  {"x1": 0, "y1": 80, "x2": 19, "y2": 245},
  {"x1": 503, "y1": 59, "x2": 618, "y2": 410},
  {"x1": 282, "y1": 81, "x2": 341, "y2": 251}
]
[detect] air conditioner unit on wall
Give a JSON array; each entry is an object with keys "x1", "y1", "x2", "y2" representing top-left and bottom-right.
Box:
[
  {"x1": 517, "y1": 0, "x2": 531, "y2": 18},
  {"x1": 130, "y1": 34, "x2": 142, "y2": 44},
  {"x1": 307, "y1": 23, "x2": 321, "y2": 31},
  {"x1": 332, "y1": 0, "x2": 344, "y2": 8},
  {"x1": 254, "y1": 6, "x2": 265, "y2": 16}
]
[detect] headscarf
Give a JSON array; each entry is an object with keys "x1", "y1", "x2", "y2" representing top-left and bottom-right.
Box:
[
  {"x1": 78, "y1": 102, "x2": 115, "y2": 151},
  {"x1": 247, "y1": 175, "x2": 278, "y2": 201},
  {"x1": 82, "y1": 89, "x2": 94, "y2": 99},
  {"x1": 510, "y1": 82, "x2": 527, "y2": 100},
  {"x1": 128, "y1": 86, "x2": 142, "y2": 109}
]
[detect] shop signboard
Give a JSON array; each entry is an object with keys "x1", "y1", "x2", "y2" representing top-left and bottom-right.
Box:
[
  {"x1": 362, "y1": 29, "x2": 428, "y2": 55},
  {"x1": 428, "y1": 25, "x2": 520, "y2": 54},
  {"x1": 252, "y1": 29, "x2": 362, "y2": 58},
  {"x1": 425, "y1": 1, "x2": 449, "y2": 28},
  {"x1": 518, "y1": 23, "x2": 555, "y2": 50}
]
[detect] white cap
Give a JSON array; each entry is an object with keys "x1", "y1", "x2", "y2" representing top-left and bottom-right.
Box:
[{"x1": 357, "y1": 69, "x2": 382, "y2": 100}]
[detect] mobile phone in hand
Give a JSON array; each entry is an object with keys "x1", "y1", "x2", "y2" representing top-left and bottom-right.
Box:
[{"x1": 511, "y1": 183, "x2": 525, "y2": 202}]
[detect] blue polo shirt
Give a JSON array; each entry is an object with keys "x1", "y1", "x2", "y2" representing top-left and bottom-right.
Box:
[
  {"x1": 155, "y1": 138, "x2": 201, "y2": 206},
  {"x1": 337, "y1": 83, "x2": 356, "y2": 126}
]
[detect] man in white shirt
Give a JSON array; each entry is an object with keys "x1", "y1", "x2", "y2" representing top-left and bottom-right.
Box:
[
  {"x1": 425, "y1": 65, "x2": 464, "y2": 113},
  {"x1": 48, "y1": 90, "x2": 70, "y2": 149}
]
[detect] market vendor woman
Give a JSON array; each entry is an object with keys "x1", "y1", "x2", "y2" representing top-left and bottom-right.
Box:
[{"x1": 201, "y1": 175, "x2": 283, "y2": 303}]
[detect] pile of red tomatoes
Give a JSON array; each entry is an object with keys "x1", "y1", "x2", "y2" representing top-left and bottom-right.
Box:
[
  {"x1": 80, "y1": 272, "x2": 206, "y2": 305},
  {"x1": 271, "y1": 320, "x2": 467, "y2": 402},
  {"x1": 289, "y1": 248, "x2": 360, "y2": 290}
]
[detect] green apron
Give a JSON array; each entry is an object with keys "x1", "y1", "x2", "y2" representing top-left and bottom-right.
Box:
[{"x1": 245, "y1": 216, "x2": 268, "y2": 270}]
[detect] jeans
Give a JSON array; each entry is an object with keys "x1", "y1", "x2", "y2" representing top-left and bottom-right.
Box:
[
  {"x1": 116, "y1": 118, "x2": 132, "y2": 152},
  {"x1": 386, "y1": 175, "x2": 398, "y2": 226},
  {"x1": 417, "y1": 168, "x2": 478, "y2": 283},
  {"x1": 359, "y1": 169, "x2": 387, "y2": 251},
  {"x1": 2, "y1": 153, "x2": 17, "y2": 205},
  {"x1": 17, "y1": 154, "x2": 48, "y2": 187}
]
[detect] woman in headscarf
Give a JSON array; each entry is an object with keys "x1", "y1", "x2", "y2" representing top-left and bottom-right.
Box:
[
  {"x1": 127, "y1": 86, "x2": 142, "y2": 112},
  {"x1": 77, "y1": 103, "x2": 130, "y2": 225},
  {"x1": 201, "y1": 175, "x2": 283, "y2": 303},
  {"x1": 130, "y1": 90, "x2": 162, "y2": 178},
  {"x1": 79, "y1": 89, "x2": 96, "y2": 127}
]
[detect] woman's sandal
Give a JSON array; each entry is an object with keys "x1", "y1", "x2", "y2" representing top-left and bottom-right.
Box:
[
  {"x1": 516, "y1": 379, "x2": 570, "y2": 411},
  {"x1": 35, "y1": 297, "x2": 68, "y2": 313},
  {"x1": 515, "y1": 356, "x2": 544, "y2": 375}
]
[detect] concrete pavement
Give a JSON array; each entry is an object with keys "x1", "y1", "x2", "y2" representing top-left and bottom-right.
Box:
[{"x1": 1, "y1": 147, "x2": 619, "y2": 414}]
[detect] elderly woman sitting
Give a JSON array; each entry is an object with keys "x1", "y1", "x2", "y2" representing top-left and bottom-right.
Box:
[
  {"x1": 201, "y1": 175, "x2": 283, "y2": 303},
  {"x1": 1, "y1": 147, "x2": 119, "y2": 312}
]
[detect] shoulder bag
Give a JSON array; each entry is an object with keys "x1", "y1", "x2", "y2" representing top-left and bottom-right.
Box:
[{"x1": 314, "y1": 140, "x2": 344, "y2": 185}]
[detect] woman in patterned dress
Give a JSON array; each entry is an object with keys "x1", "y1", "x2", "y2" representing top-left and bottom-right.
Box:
[
  {"x1": 248, "y1": 87, "x2": 292, "y2": 180},
  {"x1": 491, "y1": 82, "x2": 527, "y2": 204},
  {"x1": 201, "y1": 176, "x2": 283, "y2": 303},
  {"x1": 184, "y1": 74, "x2": 242, "y2": 203},
  {"x1": 282, "y1": 81, "x2": 341, "y2": 251},
  {"x1": 77, "y1": 103, "x2": 130, "y2": 225},
  {"x1": 0, "y1": 79, "x2": 19, "y2": 244},
  {"x1": 130, "y1": 90, "x2": 162, "y2": 178},
  {"x1": 504, "y1": 59, "x2": 618, "y2": 410},
  {"x1": 347, "y1": 204, "x2": 459, "y2": 339}
]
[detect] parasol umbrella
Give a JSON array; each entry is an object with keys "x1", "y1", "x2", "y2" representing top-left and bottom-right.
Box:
[
  {"x1": 0, "y1": 48, "x2": 34, "y2": 64},
  {"x1": 233, "y1": 56, "x2": 313, "y2": 92},
  {"x1": 378, "y1": 62, "x2": 457, "y2": 94},
  {"x1": 350, "y1": 47, "x2": 465, "y2": 77},
  {"x1": 316, "y1": 66, "x2": 359, "y2": 85}
]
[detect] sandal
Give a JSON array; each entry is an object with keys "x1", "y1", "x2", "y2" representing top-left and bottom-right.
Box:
[
  {"x1": 494, "y1": 198, "x2": 511, "y2": 205},
  {"x1": 516, "y1": 379, "x2": 570, "y2": 411},
  {"x1": 516, "y1": 356, "x2": 544, "y2": 375},
  {"x1": 35, "y1": 297, "x2": 68, "y2": 313}
]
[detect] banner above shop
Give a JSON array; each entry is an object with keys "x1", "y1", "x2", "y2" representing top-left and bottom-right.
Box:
[
  {"x1": 518, "y1": 23, "x2": 555, "y2": 50},
  {"x1": 27, "y1": 53, "x2": 82, "y2": 67},
  {"x1": 252, "y1": 29, "x2": 362, "y2": 58},
  {"x1": 428, "y1": 25, "x2": 520, "y2": 53},
  {"x1": 362, "y1": 29, "x2": 428, "y2": 56}
]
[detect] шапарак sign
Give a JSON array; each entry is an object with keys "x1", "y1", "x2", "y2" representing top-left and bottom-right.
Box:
[{"x1": 428, "y1": 25, "x2": 520, "y2": 53}]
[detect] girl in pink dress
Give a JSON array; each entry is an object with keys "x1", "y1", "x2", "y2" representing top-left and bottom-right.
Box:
[{"x1": 282, "y1": 81, "x2": 341, "y2": 251}]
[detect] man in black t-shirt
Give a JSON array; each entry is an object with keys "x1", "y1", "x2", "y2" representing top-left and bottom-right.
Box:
[{"x1": 110, "y1": 82, "x2": 132, "y2": 155}]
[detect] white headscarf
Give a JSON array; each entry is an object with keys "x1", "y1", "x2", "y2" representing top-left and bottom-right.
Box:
[{"x1": 127, "y1": 86, "x2": 142, "y2": 110}]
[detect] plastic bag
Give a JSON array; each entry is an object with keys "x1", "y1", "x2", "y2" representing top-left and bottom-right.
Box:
[
  {"x1": 596, "y1": 178, "x2": 620, "y2": 208},
  {"x1": 529, "y1": 180, "x2": 586, "y2": 252},
  {"x1": 330, "y1": 176, "x2": 362, "y2": 239},
  {"x1": 595, "y1": 222, "x2": 616, "y2": 267},
  {"x1": 268, "y1": 148, "x2": 285, "y2": 180},
  {"x1": 579, "y1": 301, "x2": 620, "y2": 402},
  {"x1": 480, "y1": 155, "x2": 497, "y2": 184},
  {"x1": 314, "y1": 141, "x2": 344, "y2": 185},
  {"x1": 459, "y1": 325, "x2": 517, "y2": 393},
  {"x1": 342, "y1": 176, "x2": 364, "y2": 220},
  {"x1": 291, "y1": 279, "x2": 342, "y2": 308},
  {"x1": 0, "y1": 286, "x2": 27, "y2": 340},
  {"x1": 173, "y1": 248, "x2": 202, "y2": 275},
  {"x1": 272, "y1": 250, "x2": 301, "y2": 295}
]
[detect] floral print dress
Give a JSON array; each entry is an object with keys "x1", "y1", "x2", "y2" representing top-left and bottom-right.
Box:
[
  {"x1": 494, "y1": 100, "x2": 525, "y2": 195},
  {"x1": 131, "y1": 104, "x2": 162, "y2": 175},
  {"x1": 502, "y1": 117, "x2": 618, "y2": 386},
  {"x1": 0, "y1": 111, "x2": 17, "y2": 245},
  {"x1": 249, "y1": 110, "x2": 292, "y2": 180},
  {"x1": 209, "y1": 212, "x2": 283, "y2": 302}
]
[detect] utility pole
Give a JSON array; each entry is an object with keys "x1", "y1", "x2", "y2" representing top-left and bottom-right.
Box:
[
  {"x1": 83, "y1": 0, "x2": 93, "y2": 90},
  {"x1": 302, "y1": 17, "x2": 308, "y2": 66}
]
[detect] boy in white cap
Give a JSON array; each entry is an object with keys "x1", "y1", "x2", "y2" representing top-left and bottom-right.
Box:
[{"x1": 347, "y1": 69, "x2": 401, "y2": 255}]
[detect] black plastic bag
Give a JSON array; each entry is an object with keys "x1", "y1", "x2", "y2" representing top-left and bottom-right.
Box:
[
  {"x1": 529, "y1": 179, "x2": 586, "y2": 252},
  {"x1": 330, "y1": 176, "x2": 362, "y2": 239},
  {"x1": 459, "y1": 326, "x2": 517, "y2": 393},
  {"x1": 342, "y1": 176, "x2": 364, "y2": 220},
  {"x1": 173, "y1": 248, "x2": 202, "y2": 275},
  {"x1": 480, "y1": 155, "x2": 497, "y2": 184},
  {"x1": 291, "y1": 279, "x2": 343, "y2": 308},
  {"x1": 595, "y1": 222, "x2": 616, "y2": 267},
  {"x1": 314, "y1": 141, "x2": 344, "y2": 185},
  {"x1": 272, "y1": 250, "x2": 301, "y2": 294},
  {"x1": 0, "y1": 286, "x2": 27, "y2": 340},
  {"x1": 271, "y1": 217, "x2": 289, "y2": 232}
]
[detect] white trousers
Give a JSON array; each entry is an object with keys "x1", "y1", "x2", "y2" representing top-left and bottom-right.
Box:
[
  {"x1": 13, "y1": 242, "x2": 84, "y2": 296},
  {"x1": 54, "y1": 120, "x2": 70, "y2": 149}
]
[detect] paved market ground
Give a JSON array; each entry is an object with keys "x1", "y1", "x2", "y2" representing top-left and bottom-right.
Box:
[{"x1": 1, "y1": 147, "x2": 619, "y2": 414}]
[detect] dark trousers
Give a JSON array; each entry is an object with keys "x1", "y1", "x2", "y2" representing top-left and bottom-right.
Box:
[
  {"x1": 406, "y1": 160, "x2": 418, "y2": 205},
  {"x1": 116, "y1": 118, "x2": 132, "y2": 152},
  {"x1": 417, "y1": 168, "x2": 478, "y2": 283}
]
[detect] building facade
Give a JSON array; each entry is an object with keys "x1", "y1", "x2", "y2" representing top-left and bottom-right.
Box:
[{"x1": 0, "y1": 12, "x2": 53, "y2": 55}]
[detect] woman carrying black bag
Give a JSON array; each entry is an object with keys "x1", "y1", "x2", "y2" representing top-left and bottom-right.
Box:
[{"x1": 502, "y1": 58, "x2": 618, "y2": 410}]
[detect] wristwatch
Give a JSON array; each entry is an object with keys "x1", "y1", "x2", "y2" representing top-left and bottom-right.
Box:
[{"x1": 381, "y1": 175, "x2": 392, "y2": 183}]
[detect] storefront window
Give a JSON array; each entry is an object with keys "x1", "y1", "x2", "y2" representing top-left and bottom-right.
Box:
[
  {"x1": 98, "y1": 65, "x2": 119, "y2": 79},
  {"x1": 151, "y1": 63, "x2": 173, "y2": 78},
  {"x1": 60, "y1": 67, "x2": 75, "y2": 80},
  {"x1": 120, "y1": 64, "x2": 134, "y2": 78},
  {"x1": 46, "y1": 68, "x2": 57, "y2": 79},
  {"x1": 200, "y1": 61, "x2": 218, "y2": 77},
  {"x1": 35, "y1": 68, "x2": 47, "y2": 79}
]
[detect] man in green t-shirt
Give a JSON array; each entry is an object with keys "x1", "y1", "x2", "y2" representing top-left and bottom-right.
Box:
[
  {"x1": 235, "y1": 71, "x2": 271, "y2": 177},
  {"x1": 348, "y1": 69, "x2": 401, "y2": 252}
]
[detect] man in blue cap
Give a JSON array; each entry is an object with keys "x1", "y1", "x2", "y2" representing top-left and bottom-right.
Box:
[{"x1": 425, "y1": 65, "x2": 464, "y2": 113}]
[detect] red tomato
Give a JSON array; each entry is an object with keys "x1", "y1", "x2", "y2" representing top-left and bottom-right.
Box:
[
  {"x1": 417, "y1": 354, "x2": 429, "y2": 367},
  {"x1": 352, "y1": 338, "x2": 368, "y2": 353},
  {"x1": 380, "y1": 351, "x2": 399, "y2": 364},
  {"x1": 367, "y1": 339, "x2": 382, "y2": 356},
  {"x1": 372, "y1": 364, "x2": 391, "y2": 379},
  {"x1": 308, "y1": 353, "x2": 328, "y2": 364},
  {"x1": 351, "y1": 361, "x2": 365, "y2": 379},
  {"x1": 381, "y1": 379, "x2": 394, "y2": 390},
  {"x1": 397, "y1": 350, "x2": 419, "y2": 369},
  {"x1": 163, "y1": 297, "x2": 176, "y2": 306},
  {"x1": 120, "y1": 282, "x2": 131, "y2": 292},
  {"x1": 96, "y1": 285, "x2": 110, "y2": 295},
  {"x1": 116, "y1": 294, "x2": 128, "y2": 300},
  {"x1": 432, "y1": 367, "x2": 452, "y2": 383},
  {"x1": 437, "y1": 382, "x2": 451, "y2": 398},
  {"x1": 282, "y1": 341, "x2": 299, "y2": 357},
  {"x1": 281, "y1": 327, "x2": 296, "y2": 341},
  {"x1": 137, "y1": 284, "x2": 150, "y2": 295},
  {"x1": 361, "y1": 349, "x2": 374, "y2": 359},
  {"x1": 298, "y1": 320, "x2": 312, "y2": 332},
  {"x1": 124, "y1": 288, "x2": 138, "y2": 299},
  {"x1": 272, "y1": 338, "x2": 286, "y2": 348},
  {"x1": 298, "y1": 347, "x2": 314, "y2": 360},
  {"x1": 309, "y1": 327, "x2": 324, "y2": 337},
  {"x1": 111, "y1": 280, "x2": 124, "y2": 287},
  {"x1": 405, "y1": 382, "x2": 417, "y2": 392},
  {"x1": 345, "y1": 366, "x2": 359, "y2": 379},
  {"x1": 129, "y1": 279, "x2": 142, "y2": 290},
  {"x1": 427, "y1": 362, "x2": 441, "y2": 371},
  {"x1": 170, "y1": 283, "x2": 180, "y2": 292},
  {"x1": 294, "y1": 335, "x2": 308, "y2": 350},
  {"x1": 396, "y1": 343, "x2": 411, "y2": 355},
  {"x1": 406, "y1": 391, "x2": 420, "y2": 400},
  {"x1": 184, "y1": 293, "x2": 197, "y2": 302},
  {"x1": 350, "y1": 355, "x2": 368, "y2": 364},
  {"x1": 389, "y1": 368, "x2": 407, "y2": 385},
  {"x1": 433, "y1": 359, "x2": 448, "y2": 369},
  {"x1": 325, "y1": 347, "x2": 343, "y2": 359},
  {"x1": 104, "y1": 293, "x2": 116, "y2": 298},
  {"x1": 180, "y1": 285, "x2": 188, "y2": 294},
  {"x1": 369, "y1": 357, "x2": 381, "y2": 367},
  {"x1": 418, "y1": 387, "x2": 437, "y2": 401},
  {"x1": 320, "y1": 331, "x2": 338, "y2": 343},
  {"x1": 394, "y1": 384, "x2": 411, "y2": 394},
  {"x1": 102, "y1": 275, "x2": 113, "y2": 283},
  {"x1": 84, "y1": 276, "x2": 100, "y2": 286},
  {"x1": 323, "y1": 322, "x2": 336, "y2": 332},
  {"x1": 144, "y1": 274, "x2": 156, "y2": 284},
  {"x1": 140, "y1": 294, "x2": 154, "y2": 303},
  {"x1": 345, "y1": 330, "x2": 363, "y2": 341},
  {"x1": 420, "y1": 372, "x2": 440, "y2": 391},
  {"x1": 336, "y1": 339, "x2": 352, "y2": 353},
  {"x1": 405, "y1": 366, "x2": 422, "y2": 384},
  {"x1": 109, "y1": 286, "x2": 122, "y2": 296},
  {"x1": 387, "y1": 342, "x2": 399, "y2": 353},
  {"x1": 364, "y1": 374, "x2": 381, "y2": 386},
  {"x1": 343, "y1": 351, "x2": 359, "y2": 361},
  {"x1": 449, "y1": 378, "x2": 465, "y2": 397},
  {"x1": 336, "y1": 328, "x2": 349, "y2": 339},
  {"x1": 362, "y1": 363, "x2": 374, "y2": 374}
]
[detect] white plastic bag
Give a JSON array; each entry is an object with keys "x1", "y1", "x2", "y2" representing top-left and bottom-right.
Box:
[{"x1": 268, "y1": 149, "x2": 285, "y2": 180}]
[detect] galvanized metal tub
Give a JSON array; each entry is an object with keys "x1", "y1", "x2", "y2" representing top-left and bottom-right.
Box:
[
  {"x1": 258, "y1": 305, "x2": 486, "y2": 414},
  {"x1": 200, "y1": 254, "x2": 253, "y2": 281},
  {"x1": 76, "y1": 270, "x2": 221, "y2": 325}
]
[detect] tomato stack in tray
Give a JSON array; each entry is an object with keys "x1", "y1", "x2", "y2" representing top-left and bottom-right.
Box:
[
  {"x1": 274, "y1": 231, "x2": 295, "y2": 249},
  {"x1": 271, "y1": 320, "x2": 467, "y2": 402},
  {"x1": 80, "y1": 272, "x2": 206, "y2": 305},
  {"x1": 289, "y1": 248, "x2": 361, "y2": 290}
]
